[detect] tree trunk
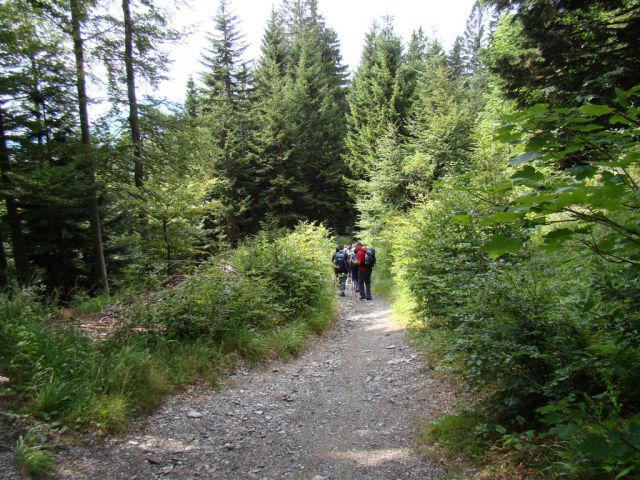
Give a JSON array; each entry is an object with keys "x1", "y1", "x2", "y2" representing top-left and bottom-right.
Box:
[
  {"x1": 70, "y1": 0, "x2": 109, "y2": 294},
  {"x1": 122, "y1": 0, "x2": 144, "y2": 188},
  {"x1": 0, "y1": 227, "x2": 8, "y2": 291},
  {"x1": 162, "y1": 220, "x2": 171, "y2": 275},
  {"x1": 0, "y1": 107, "x2": 29, "y2": 285}
]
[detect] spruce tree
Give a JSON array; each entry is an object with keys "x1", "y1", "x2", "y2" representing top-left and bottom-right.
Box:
[
  {"x1": 461, "y1": 1, "x2": 495, "y2": 77},
  {"x1": 0, "y1": 0, "x2": 94, "y2": 291},
  {"x1": 249, "y1": 1, "x2": 351, "y2": 233},
  {"x1": 198, "y1": 0, "x2": 253, "y2": 245},
  {"x1": 93, "y1": 0, "x2": 179, "y2": 189},
  {"x1": 487, "y1": 0, "x2": 640, "y2": 106},
  {"x1": 249, "y1": 9, "x2": 300, "y2": 227},
  {"x1": 70, "y1": 0, "x2": 109, "y2": 293},
  {"x1": 405, "y1": 62, "x2": 475, "y2": 198},
  {"x1": 356, "y1": 125, "x2": 407, "y2": 234},
  {"x1": 184, "y1": 76, "x2": 198, "y2": 118},
  {"x1": 448, "y1": 36, "x2": 465, "y2": 81},
  {"x1": 344, "y1": 17, "x2": 405, "y2": 178},
  {"x1": 285, "y1": 1, "x2": 350, "y2": 230}
]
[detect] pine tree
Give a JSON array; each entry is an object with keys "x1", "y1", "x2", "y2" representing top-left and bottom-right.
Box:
[
  {"x1": 344, "y1": 17, "x2": 406, "y2": 178},
  {"x1": 93, "y1": 0, "x2": 179, "y2": 189},
  {"x1": 0, "y1": 227, "x2": 7, "y2": 289},
  {"x1": 184, "y1": 76, "x2": 198, "y2": 118},
  {"x1": 487, "y1": 0, "x2": 640, "y2": 106},
  {"x1": 405, "y1": 63, "x2": 475, "y2": 198},
  {"x1": 0, "y1": 0, "x2": 93, "y2": 290},
  {"x1": 249, "y1": 1, "x2": 351, "y2": 233},
  {"x1": 249, "y1": 9, "x2": 300, "y2": 227},
  {"x1": 356, "y1": 125, "x2": 407, "y2": 235},
  {"x1": 393, "y1": 27, "x2": 429, "y2": 135},
  {"x1": 198, "y1": 0, "x2": 254, "y2": 245},
  {"x1": 448, "y1": 36, "x2": 465, "y2": 81},
  {"x1": 70, "y1": 0, "x2": 109, "y2": 293},
  {"x1": 200, "y1": 0, "x2": 250, "y2": 109},
  {"x1": 461, "y1": 1, "x2": 495, "y2": 77},
  {"x1": 285, "y1": 1, "x2": 350, "y2": 230}
]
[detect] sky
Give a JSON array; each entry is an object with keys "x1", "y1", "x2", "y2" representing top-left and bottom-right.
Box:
[{"x1": 157, "y1": 0, "x2": 478, "y2": 103}]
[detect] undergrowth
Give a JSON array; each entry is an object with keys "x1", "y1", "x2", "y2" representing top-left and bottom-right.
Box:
[
  {"x1": 15, "y1": 434, "x2": 57, "y2": 478},
  {"x1": 0, "y1": 223, "x2": 336, "y2": 476}
]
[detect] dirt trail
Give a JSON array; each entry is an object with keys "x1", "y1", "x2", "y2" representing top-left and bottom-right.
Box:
[{"x1": 19, "y1": 296, "x2": 459, "y2": 479}]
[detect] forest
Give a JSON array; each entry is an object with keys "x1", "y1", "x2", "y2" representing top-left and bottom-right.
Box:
[{"x1": 1, "y1": 0, "x2": 639, "y2": 478}]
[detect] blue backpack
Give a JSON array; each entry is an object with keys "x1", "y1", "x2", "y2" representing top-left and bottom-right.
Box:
[
  {"x1": 363, "y1": 248, "x2": 376, "y2": 268},
  {"x1": 334, "y1": 251, "x2": 348, "y2": 272}
]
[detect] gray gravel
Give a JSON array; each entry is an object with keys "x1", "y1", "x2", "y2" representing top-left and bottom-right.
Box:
[{"x1": 5, "y1": 295, "x2": 460, "y2": 479}]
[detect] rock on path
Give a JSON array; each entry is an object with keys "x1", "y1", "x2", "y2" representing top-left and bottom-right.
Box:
[{"x1": 52, "y1": 297, "x2": 457, "y2": 479}]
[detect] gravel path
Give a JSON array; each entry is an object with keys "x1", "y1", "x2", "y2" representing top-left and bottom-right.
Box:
[{"x1": 6, "y1": 295, "x2": 459, "y2": 479}]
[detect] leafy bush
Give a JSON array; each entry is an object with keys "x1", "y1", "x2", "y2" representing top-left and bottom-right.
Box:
[
  {"x1": 1, "y1": 223, "x2": 336, "y2": 437},
  {"x1": 15, "y1": 434, "x2": 57, "y2": 478},
  {"x1": 135, "y1": 223, "x2": 335, "y2": 345},
  {"x1": 383, "y1": 86, "x2": 640, "y2": 477}
]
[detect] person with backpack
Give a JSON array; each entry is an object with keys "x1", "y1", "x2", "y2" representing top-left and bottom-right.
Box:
[
  {"x1": 347, "y1": 243, "x2": 359, "y2": 294},
  {"x1": 355, "y1": 242, "x2": 375, "y2": 301},
  {"x1": 331, "y1": 245, "x2": 349, "y2": 297}
]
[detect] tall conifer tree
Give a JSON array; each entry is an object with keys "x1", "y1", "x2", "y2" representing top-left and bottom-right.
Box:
[
  {"x1": 199, "y1": 0, "x2": 253, "y2": 245},
  {"x1": 344, "y1": 17, "x2": 405, "y2": 178}
]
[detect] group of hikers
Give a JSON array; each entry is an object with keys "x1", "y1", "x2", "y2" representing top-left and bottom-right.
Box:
[{"x1": 331, "y1": 242, "x2": 375, "y2": 301}]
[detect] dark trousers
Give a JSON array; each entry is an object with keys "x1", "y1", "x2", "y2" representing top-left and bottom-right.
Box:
[
  {"x1": 335, "y1": 270, "x2": 347, "y2": 295},
  {"x1": 350, "y1": 266, "x2": 359, "y2": 291},
  {"x1": 358, "y1": 268, "x2": 372, "y2": 300}
]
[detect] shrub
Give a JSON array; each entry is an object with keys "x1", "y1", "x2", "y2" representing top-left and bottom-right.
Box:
[
  {"x1": 1, "y1": 222, "x2": 337, "y2": 439},
  {"x1": 15, "y1": 434, "x2": 57, "y2": 478}
]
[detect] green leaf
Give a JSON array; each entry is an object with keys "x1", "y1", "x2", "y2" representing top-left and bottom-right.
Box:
[
  {"x1": 511, "y1": 166, "x2": 545, "y2": 185},
  {"x1": 490, "y1": 211, "x2": 522, "y2": 224},
  {"x1": 614, "y1": 87, "x2": 629, "y2": 108},
  {"x1": 549, "y1": 423, "x2": 580, "y2": 440},
  {"x1": 568, "y1": 165, "x2": 597, "y2": 180},
  {"x1": 579, "y1": 433, "x2": 610, "y2": 461},
  {"x1": 615, "y1": 467, "x2": 635, "y2": 480},
  {"x1": 625, "y1": 425, "x2": 640, "y2": 446},
  {"x1": 544, "y1": 228, "x2": 574, "y2": 242},
  {"x1": 510, "y1": 152, "x2": 540, "y2": 165},
  {"x1": 574, "y1": 124, "x2": 602, "y2": 132},
  {"x1": 451, "y1": 213, "x2": 472, "y2": 226},
  {"x1": 578, "y1": 104, "x2": 614, "y2": 116},
  {"x1": 526, "y1": 104, "x2": 549, "y2": 117},
  {"x1": 527, "y1": 133, "x2": 555, "y2": 150},
  {"x1": 609, "y1": 441, "x2": 632, "y2": 458},
  {"x1": 609, "y1": 114, "x2": 633, "y2": 126},
  {"x1": 552, "y1": 186, "x2": 589, "y2": 208},
  {"x1": 514, "y1": 192, "x2": 555, "y2": 207},
  {"x1": 482, "y1": 236, "x2": 524, "y2": 259},
  {"x1": 496, "y1": 130, "x2": 524, "y2": 143}
]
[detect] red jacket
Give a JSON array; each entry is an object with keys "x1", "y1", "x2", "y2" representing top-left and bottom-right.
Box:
[{"x1": 356, "y1": 248, "x2": 368, "y2": 271}]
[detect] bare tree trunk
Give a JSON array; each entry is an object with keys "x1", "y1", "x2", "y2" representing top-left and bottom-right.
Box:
[
  {"x1": 0, "y1": 106, "x2": 29, "y2": 285},
  {"x1": 0, "y1": 230, "x2": 7, "y2": 291},
  {"x1": 122, "y1": 0, "x2": 144, "y2": 188},
  {"x1": 70, "y1": 0, "x2": 109, "y2": 294},
  {"x1": 162, "y1": 220, "x2": 171, "y2": 275}
]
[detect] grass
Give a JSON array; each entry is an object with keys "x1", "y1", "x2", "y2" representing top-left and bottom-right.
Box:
[
  {"x1": 2, "y1": 225, "x2": 339, "y2": 443},
  {"x1": 15, "y1": 435, "x2": 57, "y2": 478},
  {"x1": 419, "y1": 413, "x2": 491, "y2": 461},
  {"x1": 67, "y1": 291, "x2": 116, "y2": 314},
  {"x1": 266, "y1": 323, "x2": 307, "y2": 360}
]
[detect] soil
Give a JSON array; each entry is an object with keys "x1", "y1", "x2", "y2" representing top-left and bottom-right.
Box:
[{"x1": 1, "y1": 295, "x2": 467, "y2": 479}]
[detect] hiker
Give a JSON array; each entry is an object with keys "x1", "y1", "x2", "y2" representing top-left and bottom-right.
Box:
[
  {"x1": 355, "y1": 242, "x2": 375, "y2": 301},
  {"x1": 348, "y1": 243, "x2": 360, "y2": 293},
  {"x1": 332, "y1": 245, "x2": 349, "y2": 296}
]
